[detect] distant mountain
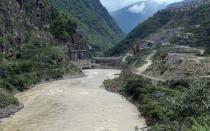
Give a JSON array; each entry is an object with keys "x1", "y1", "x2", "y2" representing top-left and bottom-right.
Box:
[
  {"x1": 106, "y1": 1, "x2": 210, "y2": 56},
  {"x1": 49, "y1": 0, "x2": 125, "y2": 51},
  {"x1": 111, "y1": 0, "x2": 167, "y2": 33}
]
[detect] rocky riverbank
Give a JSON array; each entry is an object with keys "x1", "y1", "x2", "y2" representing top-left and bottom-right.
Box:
[
  {"x1": 0, "y1": 104, "x2": 24, "y2": 120},
  {"x1": 0, "y1": 72, "x2": 85, "y2": 120}
]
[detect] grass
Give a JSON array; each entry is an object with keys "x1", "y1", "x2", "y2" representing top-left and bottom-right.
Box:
[{"x1": 0, "y1": 88, "x2": 19, "y2": 108}]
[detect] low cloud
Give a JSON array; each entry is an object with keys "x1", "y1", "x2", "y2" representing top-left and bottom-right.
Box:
[{"x1": 128, "y1": 3, "x2": 146, "y2": 14}]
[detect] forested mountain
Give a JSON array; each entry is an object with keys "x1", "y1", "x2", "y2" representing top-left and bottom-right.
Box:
[
  {"x1": 0, "y1": 0, "x2": 85, "y2": 117},
  {"x1": 107, "y1": 0, "x2": 210, "y2": 56},
  {"x1": 49, "y1": 0, "x2": 125, "y2": 51},
  {"x1": 111, "y1": 0, "x2": 167, "y2": 33}
]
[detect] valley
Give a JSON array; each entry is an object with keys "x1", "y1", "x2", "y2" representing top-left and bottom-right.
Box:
[{"x1": 1, "y1": 0, "x2": 210, "y2": 130}]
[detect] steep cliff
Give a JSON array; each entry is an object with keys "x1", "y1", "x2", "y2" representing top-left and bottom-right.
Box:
[
  {"x1": 49, "y1": 0, "x2": 125, "y2": 51},
  {"x1": 0, "y1": 0, "x2": 87, "y2": 116}
]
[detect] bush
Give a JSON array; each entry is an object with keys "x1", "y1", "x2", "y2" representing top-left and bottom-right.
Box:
[
  {"x1": 50, "y1": 14, "x2": 77, "y2": 40},
  {"x1": 188, "y1": 119, "x2": 210, "y2": 131},
  {"x1": 0, "y1": 88, "x2": 19, "y2": 108},
  {"x1": 204, "y1": 47, "x2": 210, "y2": 56},
  {"x1": 171, "y1": 81, "x2": 210, "y2": 117}
]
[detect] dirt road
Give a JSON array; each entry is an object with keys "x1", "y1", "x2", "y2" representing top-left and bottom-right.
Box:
[
  {"x1": 132, "y1": 51, "x2": 165, "y2": 82},
  {"x1": 0, "y1": 69, "x2": 146, "y2": 131}
]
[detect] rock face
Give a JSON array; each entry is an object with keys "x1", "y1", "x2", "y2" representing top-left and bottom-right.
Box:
[
  {"x1": 0, "y1": 0, "x2": 89, "y2": 116},
  {"x1": 0, "y1": 0, "x2": 89, "y2": 60}
]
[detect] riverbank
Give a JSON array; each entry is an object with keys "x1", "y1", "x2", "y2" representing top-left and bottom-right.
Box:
[
  {"x1": 0, "y1": 104, "x2": 24, "y2": 120},
  {"x1": 0, "y1": 72, "x2": 85, "y2": 120}
]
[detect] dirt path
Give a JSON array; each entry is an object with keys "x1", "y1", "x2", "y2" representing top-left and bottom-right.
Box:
[
  {"x1": 176, "y1": 45, "x2": 205, "y2": 55},
  {"x1": 132, "y1": 51, "x2": 165, "y2": 82},
  {"x1": 0, "y1": 69, "x2": 146, "y2": 131},
  {"x1": 136, "y1": 52, "x2": 155, "y2": 74}
]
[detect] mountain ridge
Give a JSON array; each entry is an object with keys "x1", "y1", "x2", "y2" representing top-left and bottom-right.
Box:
[
  {"x1": 107, "y1": 0, "x2": 210, "y2": 56},
  {"x1": 111, "y1": 0, "x2": 167, "y2": 33},
  {"x1": 49, "y1": 0, "x2": 125, "y2": 51}
]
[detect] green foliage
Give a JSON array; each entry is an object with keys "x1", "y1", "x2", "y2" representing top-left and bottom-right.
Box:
[
  {"x1": 128, "y1": 12, "x2": 174, "y2": 41},
  {"x1": 188, "y1": 119, "x2": 210, "y2": 131},
  {"x1": 171, "y1": 81, "x2": 210, "y2": 117},
  {"x1": 49, "y1": 0, "x2": 124, "y2": 51},
  {"x1": 50, "y1": 14, "x2": 77, "y2": 40},
  {"x1": 0, "y1": 0, "x2": 83, "y2": 108},
  {"x1": 204, "y1": 47, "x2": 210, "y2": 56},
  {"x1": 104, "y1": 70, "x2": 210, "y2": 130},
  {"x1": 0, "y1": 43, "x2": 81, "y2": 91},
  {"x1": 0, "y1": 42, "x2": 81, "y2": 108},
  {"x1": 0, "y1": 88, "x2": 18, "y2": 108}
]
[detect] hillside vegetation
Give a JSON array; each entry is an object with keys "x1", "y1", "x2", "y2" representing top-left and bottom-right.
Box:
[
  {"x1": 49, "y1": 0, "x2": 125, "y2": 51},
  {"x1": 104, "y1": 70, "x2": 210, "y2": 130},
  {"x1": 0, "y1": 0, "x2": 84, "y2": 113}
]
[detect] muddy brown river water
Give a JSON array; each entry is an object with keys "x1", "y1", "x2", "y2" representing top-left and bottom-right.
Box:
[{"x1": 0, "y1": 69, "x2": 146, "y2": 131}]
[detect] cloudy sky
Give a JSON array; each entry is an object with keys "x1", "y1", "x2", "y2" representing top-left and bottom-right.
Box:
[{"x1": 100, "y1": 0, "x2": 183, "y2": 12}]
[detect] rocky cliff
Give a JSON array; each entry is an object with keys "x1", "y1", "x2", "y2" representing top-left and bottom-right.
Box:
[{"x1": 0, "y1": 0, "x2": 88, "y2": 117}]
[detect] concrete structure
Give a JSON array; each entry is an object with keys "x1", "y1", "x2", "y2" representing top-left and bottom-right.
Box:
[
  {"x1": 69, "y1": 50, "x2": 91, "y2": 69},
  {"x1": 92, "y1": 57, "x2": 122, "y2": 68}
]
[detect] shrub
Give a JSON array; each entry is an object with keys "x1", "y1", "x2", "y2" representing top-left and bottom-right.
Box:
[
  {"x1": 50, "y1": 14, "x2": 77, "y2": 40},
  {"x1": 171, "y1": 80, "x2": 210, "y2": 117},
  {"x1": 0, "y1": 88, "x2": 19, "y2": 108},
  {"x1": 188, "y1": 119, "x2": 210, "y2": 131},
  {"x1": 204, "y1": 47, "x2": 210, "y2": 56}
]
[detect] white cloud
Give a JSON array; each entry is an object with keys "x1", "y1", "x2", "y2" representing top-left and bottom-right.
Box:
[
  {"x1": 128, "y1": 3, "x2": 146, "y2": 14},
  {"x1": 100, "y1": 0, "x2": 183, "y2": 12},
  {"x1": 100, "y1": 0, "x2": 144, "y2": 12}
]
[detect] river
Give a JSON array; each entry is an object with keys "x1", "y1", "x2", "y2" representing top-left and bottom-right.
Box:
[{"x1": 0, "y1": 69, "x2": 146, "y2": 131}]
